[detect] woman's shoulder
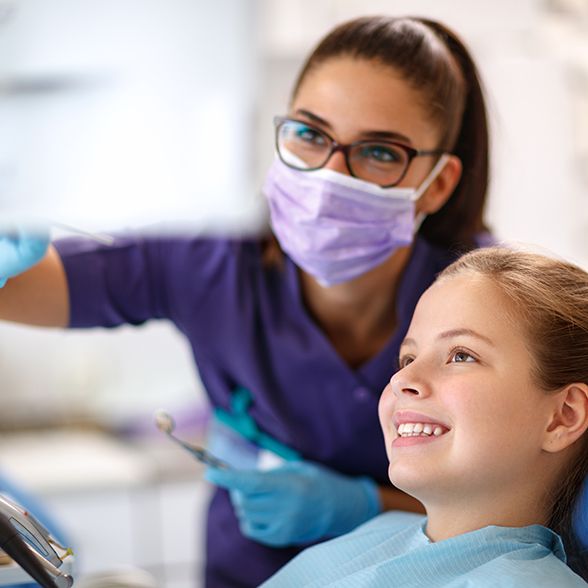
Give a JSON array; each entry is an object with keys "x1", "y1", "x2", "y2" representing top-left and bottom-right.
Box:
[
  {"x1": 127, "y1": 233, "x2": 267, "y2": 286},
  {"x1": 145, "y1": 233, "x2": 262, "y2": 258}
]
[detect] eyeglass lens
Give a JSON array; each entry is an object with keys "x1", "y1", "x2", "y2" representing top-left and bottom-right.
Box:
[{"x1": 277, "y1": 119, "x2": 411, "y2": 186}]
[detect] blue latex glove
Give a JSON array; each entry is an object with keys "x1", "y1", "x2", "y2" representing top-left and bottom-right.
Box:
[
  {"x1": 205, "y1": 461, "x2": 382, "y2": 547},
  {"x1": 0, "y1": 227, "x2": 49, "y2": 287}
]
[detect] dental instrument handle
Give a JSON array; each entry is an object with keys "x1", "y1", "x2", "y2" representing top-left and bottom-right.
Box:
[
  {"x1": 52, "y1": 221, "x2": 114, "y2": 246},
  {"x1": 23, "y1": 541, "x2": 73, "y2": 588},
  {"x1": 0, "y1": 510, "x2": 60, "y2": 588},
  {"x1": 166, "y1": 432, "x2": 231, "y2": 469}
]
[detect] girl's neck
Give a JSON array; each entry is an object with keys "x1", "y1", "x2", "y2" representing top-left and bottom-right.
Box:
[
  {"x1": 423, "y1": 492, "x2": 549, "y2": 543},
  {"x1": 299, "y1": 246, "x2": 413, "y2": 368}
]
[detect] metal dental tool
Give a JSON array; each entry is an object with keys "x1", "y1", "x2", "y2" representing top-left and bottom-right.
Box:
[
  {"x1": 0, "y1": 494, "x2": 74, "y2": 588},
  {"x1": 154, "y1": 410, "x2": 231, "y2": 469}
]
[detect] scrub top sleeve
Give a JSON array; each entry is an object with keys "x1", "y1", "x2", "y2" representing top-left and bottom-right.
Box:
[
  {"x1": 55, "y1": 235, "x2": 244, "y2": 331},
  {"x1": 54, "y1": 235, "x2": 169, "y2": 328}
]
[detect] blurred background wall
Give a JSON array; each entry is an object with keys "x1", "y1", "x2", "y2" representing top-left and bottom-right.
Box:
[{"x1": 0, "y1": 0, "x2": 587, "y2": 586}]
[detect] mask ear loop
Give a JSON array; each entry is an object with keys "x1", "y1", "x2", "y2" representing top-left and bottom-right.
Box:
[
  {"x1": 413, "y1": 211, "x2": 427, "y2": 234},
  {"x1": 412, "y1": 153, "x2": 451, "y2": 201},
  {"x1": 411, "y1": 153, "x2": 451, "y2": 234}
]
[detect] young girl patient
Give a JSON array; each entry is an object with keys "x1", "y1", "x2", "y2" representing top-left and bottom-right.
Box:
[{"x1": 262, "y1": 247, "x2": 588, "y2": 587}]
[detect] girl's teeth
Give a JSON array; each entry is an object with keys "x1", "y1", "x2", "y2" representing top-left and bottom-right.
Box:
[{"x1": 397, "y1": 422, "x2": 447, "y2": 437}]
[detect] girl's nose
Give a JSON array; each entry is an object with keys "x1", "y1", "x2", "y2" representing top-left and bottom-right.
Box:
[
  {"x1": 399, "y1": 385, "x2": 420, "y2": 396},
  {"x1": 390, "y1": 368, "x2": 430, "y2": 399}
]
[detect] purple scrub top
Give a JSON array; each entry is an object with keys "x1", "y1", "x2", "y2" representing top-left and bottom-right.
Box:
[{"x1": 55, "y1": 234, "x2": 463, "y2": 588}]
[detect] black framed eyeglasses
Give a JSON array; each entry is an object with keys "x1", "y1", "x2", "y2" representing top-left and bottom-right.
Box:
[{"x1": 274, "y1": 116, "x2": 445, "y2": 188}]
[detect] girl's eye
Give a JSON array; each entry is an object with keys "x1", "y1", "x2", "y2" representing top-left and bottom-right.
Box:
[
  {"x1": 449, "y1": 349, "x2": 476, "y2": 363},
  {"x1": 398, "y1": 355, "x2": 414, "y2": 369}
]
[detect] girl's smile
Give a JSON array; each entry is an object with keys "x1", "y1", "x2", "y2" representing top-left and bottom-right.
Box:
[{"x1": 391, "y1": 410, "x2": 451, "y2": 447}]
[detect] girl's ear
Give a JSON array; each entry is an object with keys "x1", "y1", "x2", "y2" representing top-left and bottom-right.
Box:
[
  {"x1": 543, "y1": 383, "x2": 588, "y2": 453},
  {"x1": 417, "y1": 155, "x2": 462, "y2": 215}
]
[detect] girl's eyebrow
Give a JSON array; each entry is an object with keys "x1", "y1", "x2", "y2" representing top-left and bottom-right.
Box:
[
  {"x1": 399, "y1": 337, "x2": 417, "y2": 350},
  {"x1": 293, "y1": 108, "x2": 413, "y2": 144},
  {"x1": 400, "y1": 328, "x2": 495, "y2": 350},
  {"x1": 438, "y1": 328, "x2": 495, "y2": 347}
]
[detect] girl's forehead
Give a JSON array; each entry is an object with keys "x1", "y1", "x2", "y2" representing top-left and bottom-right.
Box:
[
  {"x1": 410, "y1": 274, "x2": 518, "y2": 342},
  {"x1": 426, "y1": 274, "x2": 503, "y2": 312}
]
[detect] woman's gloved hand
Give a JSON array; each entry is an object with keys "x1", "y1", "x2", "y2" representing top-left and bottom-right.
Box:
[
  {"x1": 205, "y1": 461, "x2": 381, "y2": 547},
  {"x1": 0, "y1": 227, "x2": 50, "y2": 287}
]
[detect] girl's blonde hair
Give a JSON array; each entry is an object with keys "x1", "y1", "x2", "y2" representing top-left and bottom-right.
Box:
[{"x1": 439, "y1": 246, "x2": 588, "y2": 577}]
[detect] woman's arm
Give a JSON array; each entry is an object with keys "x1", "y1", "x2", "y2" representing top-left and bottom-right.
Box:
[
  {"x1": 379, "y1": 485, "x2": 426, "y2": 514},
  {"x1": 0, "y1": 245, "x2": 69, "y2": 327}
]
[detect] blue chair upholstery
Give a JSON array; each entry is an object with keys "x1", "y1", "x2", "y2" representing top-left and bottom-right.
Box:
[{"x1": 574, "y1": 476, "x2": 588, "y2": 549}]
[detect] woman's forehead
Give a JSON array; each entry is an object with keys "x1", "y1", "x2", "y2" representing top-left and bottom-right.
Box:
[{"x1": 292, "y1": 57, "x2": 438, "y2": 144}]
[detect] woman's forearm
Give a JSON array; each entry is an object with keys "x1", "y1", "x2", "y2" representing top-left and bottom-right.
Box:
[
  {"x1": 379, "y1": 485, "x2": 426, "y2": 514},
  {"x1": 0, "y1": 246, "x2": 69, "y2": 327}
]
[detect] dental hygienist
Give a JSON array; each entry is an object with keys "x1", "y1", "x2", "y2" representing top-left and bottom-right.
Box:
[{"x1": 0, "y1": 16, "x2": 491, "y2": 588}]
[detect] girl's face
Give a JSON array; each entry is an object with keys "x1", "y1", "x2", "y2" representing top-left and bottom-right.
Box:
[
  {"x1": 290, "y1": 56, "x2": 444, "y2": 189},
  {"x1": 378, "y1": 274, "x2": 556, "y2": 506}
]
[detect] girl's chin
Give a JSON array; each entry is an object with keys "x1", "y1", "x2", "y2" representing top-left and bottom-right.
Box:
[{"x1": 388, "y1": 465, "x2": 436, "y2": 498}]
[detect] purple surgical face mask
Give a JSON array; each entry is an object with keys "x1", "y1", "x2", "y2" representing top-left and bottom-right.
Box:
[{"x1": 262, "y1": 154, "x2": 450, "y2": 287}]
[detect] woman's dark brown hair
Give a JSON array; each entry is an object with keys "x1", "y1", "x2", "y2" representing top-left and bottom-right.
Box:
[
  {"x1": 291, "y1": 16, "x2": 489, "y2": 251},
  {"x1": 439, "y1": 247, "x2": 588, "y2": 579}
]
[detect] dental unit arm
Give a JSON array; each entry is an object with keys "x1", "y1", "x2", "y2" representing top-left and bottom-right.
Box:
[{"x1": 0, "y1": 493, "x2": 73, "y2": 588}]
